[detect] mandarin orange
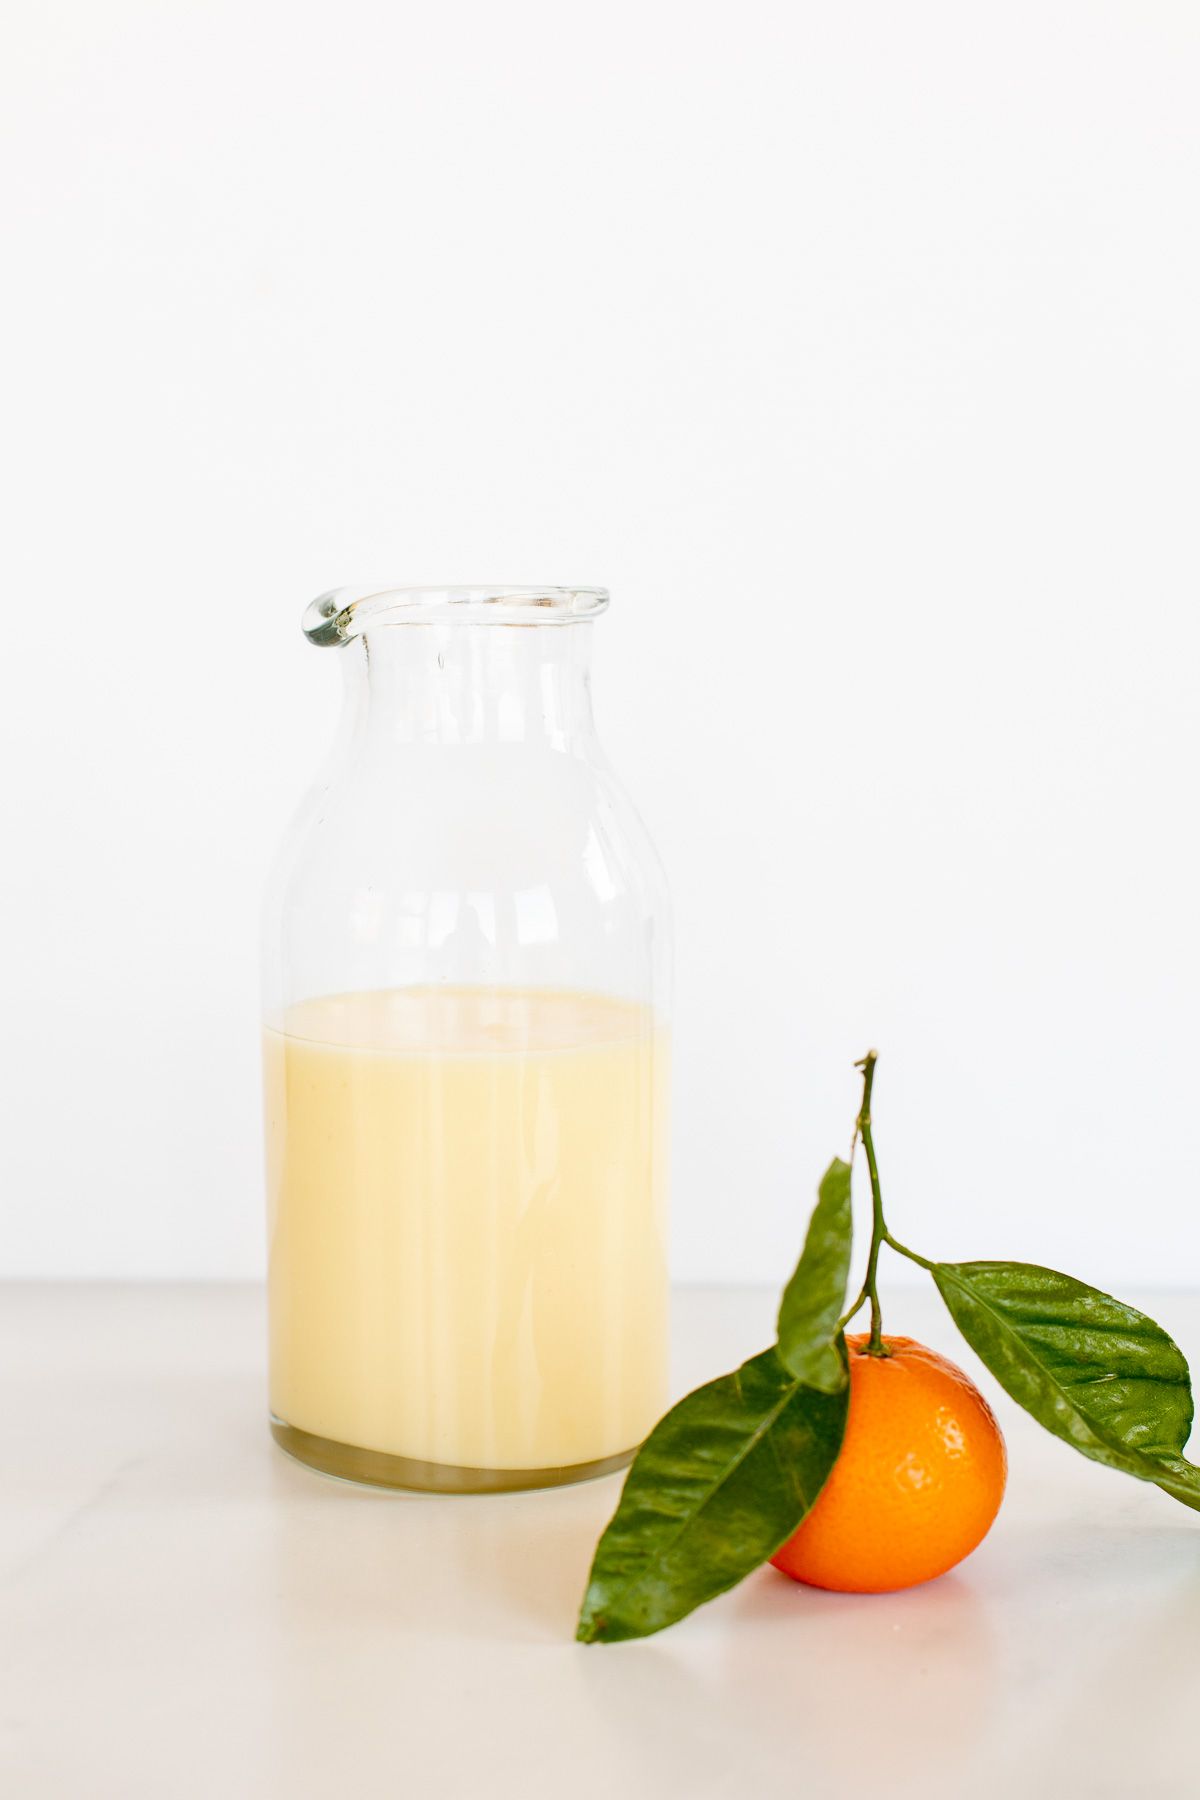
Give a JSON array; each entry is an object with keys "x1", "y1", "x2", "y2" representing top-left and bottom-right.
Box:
[{"x1": 771, "y1": 1333, "x2": 1007, "y2": 1593}]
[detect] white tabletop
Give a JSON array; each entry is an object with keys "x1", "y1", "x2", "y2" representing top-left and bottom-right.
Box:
[{"x1": 4, "y1": 1282, "x2": 1199, "y2": 1799}]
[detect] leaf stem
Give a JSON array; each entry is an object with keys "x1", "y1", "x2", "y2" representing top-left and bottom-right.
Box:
[
  {"x1": 882, "y1": 1232, "x2": 937, "y2": 1273},
  {"x1": 838, "y1": 1286, "x2": 869, "y2": 1329}
]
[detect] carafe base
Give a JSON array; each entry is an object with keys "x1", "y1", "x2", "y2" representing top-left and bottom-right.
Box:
[{"x1": 270, "y1": 1415, "x2": 637, "y2": 1494}]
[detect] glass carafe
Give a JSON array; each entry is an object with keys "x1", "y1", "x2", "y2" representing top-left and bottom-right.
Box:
[{"x1": 262, "y1": 586, "x2": 671, "y2": 1492}]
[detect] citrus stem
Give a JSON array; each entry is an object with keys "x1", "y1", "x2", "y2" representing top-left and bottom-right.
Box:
[
  {"x1": 857, "y1": 1052, "x2": 891, "y2": 1356},
  {"x1": 836, "y1": 1051, "x2": 893, "y2": 1354},
  {"x1": 835, "y1": 1055, "x2": 941, "y2": 1341}
]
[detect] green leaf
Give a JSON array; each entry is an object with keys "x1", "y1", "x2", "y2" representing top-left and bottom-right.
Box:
[
  {"x1": 1146, "y1": 1456, "x2": 1200, "y2": 1511},
  {"x1": 933, "y1": 1260, "x2": 1200, "y2": 1510},
  {"x1": 775, "y1": 1157, "x2": 853, "y2": 1392},
  {"x1": 576, "y1": 1347, "x2": 849, "y2": 1643}
]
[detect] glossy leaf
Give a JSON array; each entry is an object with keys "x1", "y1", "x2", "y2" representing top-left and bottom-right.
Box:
[
  {"x1": 576, "y1": 1347, "x2": 849, "y2": 1643},
  {"x1": 1144, "y1": 1455, "x2": 1200, "y2": 1511},
  {"x1": 776, "y1": 1157, "x2": 853, "y2": 1392},
  {"x1": 934, "y1": 1260, "x2": 1200, "y2": 1509}
]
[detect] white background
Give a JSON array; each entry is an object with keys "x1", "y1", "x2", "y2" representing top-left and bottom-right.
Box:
[{"x1": 2, "y1": 0, "x2": 1197, "y2": 1289}]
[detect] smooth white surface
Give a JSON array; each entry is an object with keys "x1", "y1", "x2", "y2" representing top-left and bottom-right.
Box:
[
  {"x1": 2, "y1": 2, "x2": 1199, "y2": 1283},
  {"x1": 4, "y1": 1283, "x2": 1200, "y2": 1799}
]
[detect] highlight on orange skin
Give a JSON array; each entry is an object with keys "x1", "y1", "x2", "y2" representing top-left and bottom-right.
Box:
[{"x1": 771, "y1": 1333, "x2": 1007, "y2": 1594}]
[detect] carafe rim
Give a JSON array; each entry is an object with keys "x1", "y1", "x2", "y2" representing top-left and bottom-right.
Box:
[{"x1": 303, "y1": 584, "x2": 609, "y2": 645}]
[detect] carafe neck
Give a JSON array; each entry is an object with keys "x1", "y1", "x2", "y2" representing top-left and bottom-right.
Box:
[{"x1": 342, "y1": 622, "x2": 599, "y2": 751}]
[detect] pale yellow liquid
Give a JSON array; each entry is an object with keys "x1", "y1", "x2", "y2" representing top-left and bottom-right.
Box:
[{"x1": 264, "y1": 987, "x2": 669, "y2": 1482}]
